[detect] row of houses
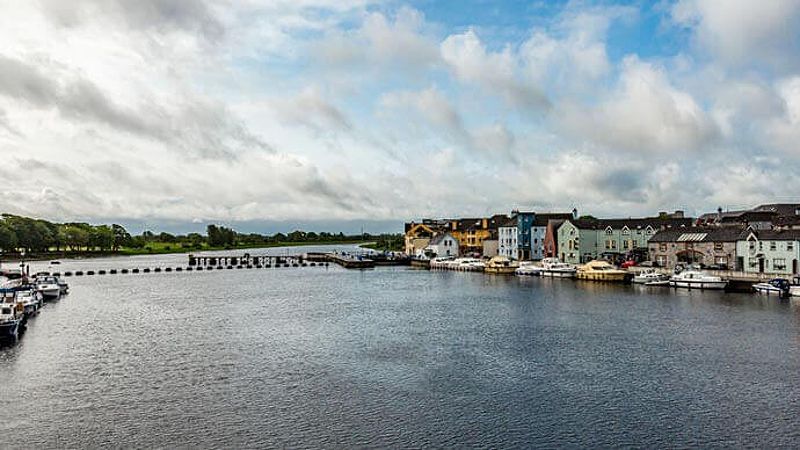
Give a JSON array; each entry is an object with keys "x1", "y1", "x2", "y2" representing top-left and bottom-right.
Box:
[{"x1": 405, "y1": 203, "x2": 800, "y2": 276}]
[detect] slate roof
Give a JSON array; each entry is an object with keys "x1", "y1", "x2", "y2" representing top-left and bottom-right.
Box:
[
  {"x1": 568, "y1": 217, "x2": 693, "y2": 230},
  {"x1": 752, "y1": 203, "x2": 800, "y2": 217},
  {"x1": 649, "y1": 226, "x2": 749, "y2": 243},
  {"x1": 747, "y1": 229, "x2": 800, "y2": 241}
]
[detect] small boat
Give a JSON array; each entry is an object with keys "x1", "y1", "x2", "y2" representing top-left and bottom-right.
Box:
[
  {"x1": 576, "y1": 260, "x2": 628, "y2": 282},
  {"x1": 0, "y1": 302, "x2": 24, "y2": 340},
  {"x1": 515, "y1": 261, "x2": 541, "y2": 276},
  {"x1": 752, "y1": 278, "x2": 791, "y2": 296},
  {"x1": 670, "y1": 270, "x2": 727, "y2": 290},
  {"x1": 539, "y1": 258, "x2": 577, "y2": 278},
  {"x1": 632, "y1": 269, "x2": 670, "y2": 286},
  {"x1": 484, "y1": 256, "x2": 519, "y2": 275},
  {"x1": 34, "y1": 276, "x2": 61, "y2": 300},
  {"x1": 456, "y1": 258, "x2": 485, "y2": 271}
]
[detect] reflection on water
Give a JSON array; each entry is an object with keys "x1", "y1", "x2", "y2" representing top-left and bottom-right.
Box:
[{"x1": 1, "y1": 250, "x2": 799, "y2": 448}]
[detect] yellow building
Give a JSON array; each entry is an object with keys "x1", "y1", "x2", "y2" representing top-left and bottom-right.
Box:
[
  {"x1": 450, "y1": 218, "x2": 496, "y2": 256},
  {"x1": 404, "y1": 223, "x2": 435, "y2": 255}
]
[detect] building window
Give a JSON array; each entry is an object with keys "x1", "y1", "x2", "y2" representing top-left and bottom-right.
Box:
[
  {"x1": 774, "y1": 258, "x2": 786, "y2": 270},
  {"x1": 759, "y1": 241, "x2": 763, "y2": 251},
  {"x1": 622, "y1": 227, "x2": 630, "y2": 235},
  {"x1": 788, "y1": 242, "x2": 795, "y2": 251},
  {"x1": 749, "y1": 241, "x2": 756, "y2": 251},
  {"x1": 769, "y1": 241, "x2": 777, "y2": 251},
  {"x1": 605, "y1": 227, "x2": 613, "y2": 235},
  {"x1": 623, "y1": 240, "x2": 630, "y2": 250},
  {"x1": 714, "y1": 242, "x2": 723, "y2": 251},
  {"x1": 656, "y1": 255, "x2": 667, "y2": 266}
]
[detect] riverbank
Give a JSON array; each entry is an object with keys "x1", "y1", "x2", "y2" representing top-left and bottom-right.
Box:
[{"x1": 1, "y1": 240, "x2": 371, "y2": 263}]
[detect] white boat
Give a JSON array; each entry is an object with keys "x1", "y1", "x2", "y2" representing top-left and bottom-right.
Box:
[
  {"x1": 456, "y1": 258, "x2": 484, "y2": 271},
  {"x1": 34, "y1": 276, "x2": 61, "y2": 300},
  {"x1": 515, "y1": 261, "x2": 541, "y2": 276},
  {"x1": 752, "y1": 278, "x2": 791, "y2": 296},
  {"x1": 670, "y1": 270, "x2": 727, "y2": 290},
  {"x1": 539, "y1": 258, "x2": 577, "y2": 278},
  {"x1": 632, "y1": 269, "x2": 671, "y2": 286}
]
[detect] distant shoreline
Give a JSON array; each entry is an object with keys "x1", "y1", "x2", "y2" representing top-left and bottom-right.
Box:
[{"x1": 1, "y1": 240, "x2": 372, "y2": 264}]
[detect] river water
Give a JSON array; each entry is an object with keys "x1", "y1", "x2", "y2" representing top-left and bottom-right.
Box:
[{"x1": 1, "y1": 245, "x2": 799, "y2": 448}]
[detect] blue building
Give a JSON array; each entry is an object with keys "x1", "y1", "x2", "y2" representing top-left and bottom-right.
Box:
[{"x1": 514, "y1": 211, "x2": 536, "y2": 260}]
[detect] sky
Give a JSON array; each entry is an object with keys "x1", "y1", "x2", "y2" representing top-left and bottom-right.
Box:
[{"x1": 1, "y1": 0, "x2": 799, "y2": 234}]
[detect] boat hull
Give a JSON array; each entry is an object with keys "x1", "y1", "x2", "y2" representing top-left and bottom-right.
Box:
[
  {"x1": 670, "y1": 280, "x2": 727, "y2": 290},
  {"x1": 485, "y1": 267, "x2": 517, "y2": 275},
  {"x1": 38, "y1": 289, "x2": 60, "y2": 300},
  {"x1": 540, "y1": 270, "x2": 576, "y2": 278},
  {"x1": 0, "y1": 320, "x2": 20, "y2": 340},
  {"x1": 576, "y1": 272, "x2": 627, "y2": 282},
  {"x1": 753, "y1": 284, "x2": 786, "y2": 295}
]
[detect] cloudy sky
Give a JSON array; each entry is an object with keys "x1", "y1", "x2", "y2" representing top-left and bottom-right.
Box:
[{"x1": 1, "y1": 0, "x2": 799, "y2": 233}]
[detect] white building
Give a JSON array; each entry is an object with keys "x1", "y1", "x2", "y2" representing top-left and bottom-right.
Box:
[
  {"x1": 498, "y1": 218, "x2": 517, "y2": 260},
  {"x1": 426, "y1": 232, "x2": 459, "y2": 257}
]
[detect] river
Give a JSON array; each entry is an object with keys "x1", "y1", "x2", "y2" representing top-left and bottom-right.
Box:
[{"x1": 1, "y1": 245, "x2": 799, "y2": 448}]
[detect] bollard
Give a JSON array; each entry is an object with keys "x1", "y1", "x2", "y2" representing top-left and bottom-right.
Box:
[
  {"x1": 154, "y1": 268, "x2": 162, "y2": 273},
  {"x1": 310, "y1": 262, "x2": 316, "y2": 267},
  {"x1": 186, "y1": 267, "x2": 193, "y2": 271},
  {"x1": 75, "y1": 271, "x2": 84, "y2": 276},
  {"x1": 227, "y1": 266, "x2": 233, "y2": 269},
  {"x1": 98, "y1": 270, "x2": 106, "y2": 275},
  {"x1": 143, "y1": 268, "x2": 151, "y2": 273},
  {"x1": 121, "y1": 269, "x2": 129, "y2": 274},
  {"x1": 175, "y1": 267, "x2": 183, "y2": 272},
  {"x1": 110, "y1": 269, "x2": 117, "y2": 274},
  {"x1": 64, "y1": 271, "x2": 72, "y2": 276},
  {"x1": 87, "y1": 270, "x2": 95, "y2": 275},
  {"x1": 53, "y1": 272, "x2": 61, "y2": 277},
  {"x1": 132, "y1": 268, "x2": 140, "y2": 274},
  {"x1": 256, "y1": 264, "x2": 262, "y2": 269},
  {"x1": 216, "y1": 266, "x2": 223, "y2": 270},
  {"x1": 165, "y1": 267, "x2": 172, "y2": 272}
]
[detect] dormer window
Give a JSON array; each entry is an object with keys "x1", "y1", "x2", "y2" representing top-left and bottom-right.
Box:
[
  {"x1": 622, "y1": 226, "x2": 630, "y2": 235},
  {"x1": 645, "y1": 226, "x2": 654, "y2": 235},
  {"x1": 605, "y1": 226, "x2": 613, "y2": 235}
]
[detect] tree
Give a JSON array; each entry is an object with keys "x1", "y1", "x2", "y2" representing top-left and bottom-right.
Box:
[
  {"x1": 63, "y1": 225, "x2": 89, "y2": 251},
  {"x1": 0, "y1": 223, "x2": 17, "y2": 252},
  {"x1": 90, "y1": 225, "x2": 114, "y2": 251},
  {"x1": 112, "y1": 224, "x2": 132, "y2": 250}
]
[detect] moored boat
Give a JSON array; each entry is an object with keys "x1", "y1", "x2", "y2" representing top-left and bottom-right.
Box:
[
  {"x1": 484, "y1": 256, "x2": 518, "y2": 275},
  {"x1": 515, "y1": 261, "x2": 541, "y2": 276},
  {"x1": 539, "y1": 258, "x2": 577, "y2": 278},
  {"x1": 632, "y1": 269, "x2": 671, "y2": 286},
  {"x1": 34, "y1": 276, "x2": 61, "y2": 301},
  {"x1": 0, "y1": 302, "x2": 24, "y2": 340},
  {"x1": 670, "y1": 270, "x2": 727, "y2": 290},
  {"x1": 752, "y1": 278, "x2": 791, "y2": 296},
  {"x1": 576, "y1": 260, "x2": 627, "y2": 282}
]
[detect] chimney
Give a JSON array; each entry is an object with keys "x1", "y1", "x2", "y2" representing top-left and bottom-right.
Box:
[
  {"x1": 572, "y1": 208, "x2": 578, "y2": 219},
  {"x1": 673, "y1": 210, "x2": 684, "y2": 218}
]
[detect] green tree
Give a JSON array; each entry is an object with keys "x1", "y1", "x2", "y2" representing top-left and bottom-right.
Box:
[
  {"x1": 112, "y1": 224, "x2": 132, "y2": 250},
  {"x1": 0, "y1": 223, "x2": 18, "y2": 252}
]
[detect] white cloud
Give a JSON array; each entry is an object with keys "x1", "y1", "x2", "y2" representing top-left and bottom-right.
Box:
[
  {"x1": 672, "y1": 0, "x2": 800, "y2": 71},
  {"x1": 556, "y1": 56, "x2": 719, "y2": 154},
  {"x1": 441, "y1": 29, "x2": 549, "y2": 110}
]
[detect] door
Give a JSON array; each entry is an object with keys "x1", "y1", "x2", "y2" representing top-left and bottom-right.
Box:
[
  {"x1": 758, "y1": 258, "x2": 765, "y2": 273},
  {"x1": 793, "y1": 259, "x2": 798, "y2": 275}
]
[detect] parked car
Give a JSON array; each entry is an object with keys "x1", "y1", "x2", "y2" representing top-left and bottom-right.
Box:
[{"x1": 621, "y1": 260, "x2": 637, "y2": 269}]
